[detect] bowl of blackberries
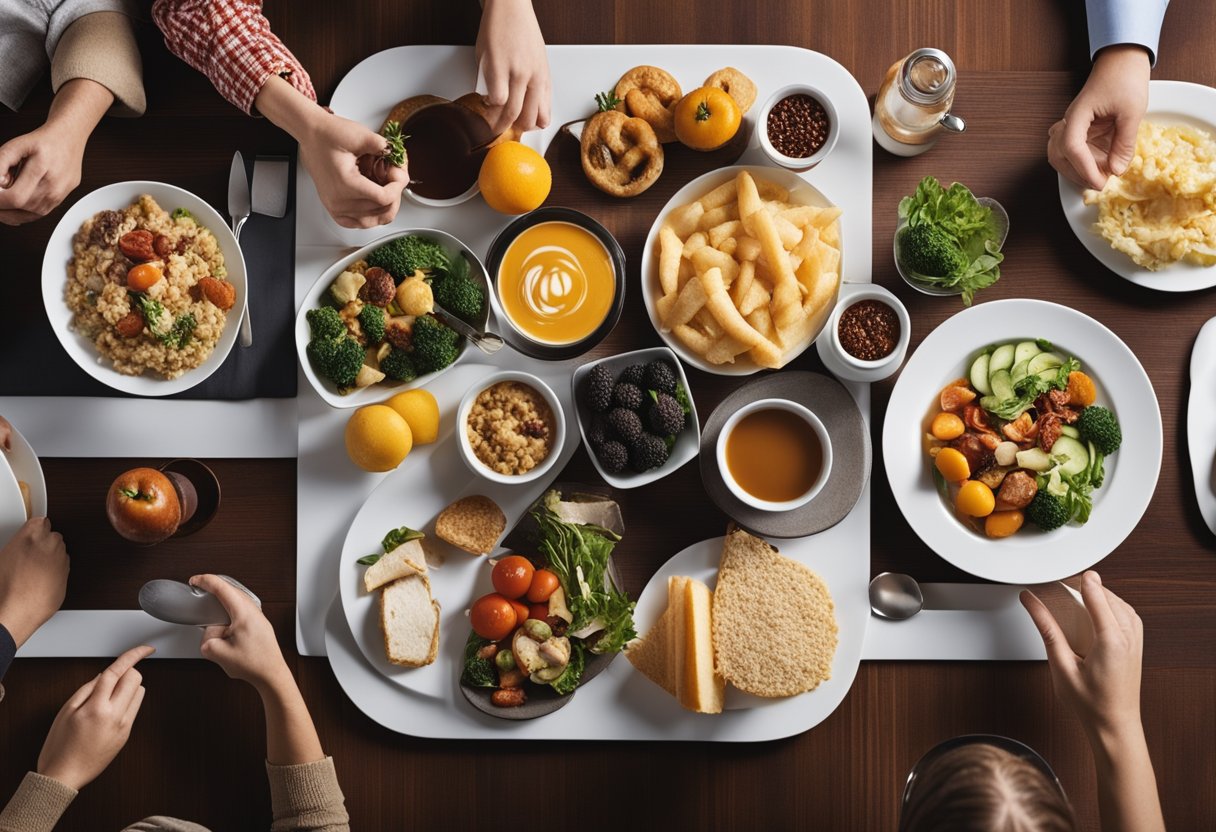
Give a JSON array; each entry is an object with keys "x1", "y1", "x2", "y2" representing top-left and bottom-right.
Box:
[{"x1": 571, "y1": 348, "x2": 701, "y2": 489}]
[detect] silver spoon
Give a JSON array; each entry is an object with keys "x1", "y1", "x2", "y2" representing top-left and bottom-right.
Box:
[
  {"x1": 138, "y1": 576, "x2": 261, "y2": 627},
  {"x1": 433, "y1": 301, "x2": 505, "y2": 355},
  {"x1": 868, "y1": 572, "x2": 924, "y2": 620}
]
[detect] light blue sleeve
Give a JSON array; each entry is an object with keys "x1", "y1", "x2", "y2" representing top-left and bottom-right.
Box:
[{"x1": 1086, "y1": 0, "x2": 1170, "y2": 64}]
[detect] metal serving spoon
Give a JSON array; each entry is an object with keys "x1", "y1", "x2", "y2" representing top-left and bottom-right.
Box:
[
  {"x1": 434, "y1": 300, "x2": 505, "y2": 355},
  {"x1": 138, "y1": 576, "x2": 261, "y2": 627},
  {"x1": 868, "y1": 571, "x2": 925, "y2": 620}
]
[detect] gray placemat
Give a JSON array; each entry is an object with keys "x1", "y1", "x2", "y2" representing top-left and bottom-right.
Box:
[{"x1": 699, "y1": 372, "x2": 871, "y2": 538}]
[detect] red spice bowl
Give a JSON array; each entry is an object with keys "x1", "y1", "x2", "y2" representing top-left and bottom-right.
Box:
[
  {"x1": 816, "y1": 284, "x2": 911, "y2": 383},
  {"x1": 757, "y1": 84, "x2": 840, "y2": 171}
]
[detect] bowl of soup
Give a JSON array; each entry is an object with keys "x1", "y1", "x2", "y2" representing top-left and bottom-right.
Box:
[
  {"x1": 716, "y1": 398, "x2": 833, "y2": 512},
  {"x1": 485, "y1": 207, "x2": 625, "y2": 359}
]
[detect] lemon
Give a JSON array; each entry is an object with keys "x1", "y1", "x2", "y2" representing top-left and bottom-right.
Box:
[
  {"x1": 478, "y1": 141, "x2": 551, "y2": 214},
  {"x1": 345, "y1": 405, "x2": 412, "y2": 472},
  {"x1": 385, "y1": 389, "x2": 440, "y2": 445}
]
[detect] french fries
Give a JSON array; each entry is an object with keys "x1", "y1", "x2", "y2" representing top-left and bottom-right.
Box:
[{"x1": 653, "y1": 171, "x2": 842, "y2": 368}]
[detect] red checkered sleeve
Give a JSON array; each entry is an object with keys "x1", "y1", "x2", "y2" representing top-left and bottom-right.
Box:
[{"x1": 151, "y1": 0, "x2": 316, "y2": 115}]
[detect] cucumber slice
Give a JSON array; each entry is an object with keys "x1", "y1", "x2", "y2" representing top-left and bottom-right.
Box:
[
  {"x1": 1011, "y1": 359, "x2": 1031, "y2": 384},
  {"x1": 1061, "y1": 425, "x2": 1080, "y2": 439},
  {"x1": 989, "y1": 344, "x2": 1015, "y2": 374},
  {"x1": 1051, "y1": 436, "x2": 1089, "y2": 477},
  {"x1": 1014, "y1": 341, "x2": 1042, "y2": 365},
  {"x1": 1016, "y1": 448, "x2": 1054, "y2": 471},
  {"x1": 990, "y1": 369, "x2": 1014, "y2": 401},
  {"x1": 1028, "y1": 352, "x2": 1064, "y2": 375},
  {"x1": 1037, "y1": 367, "x2": 1063, "y2": 383},
  {"x1": 979, "y1": 395, "x2": 1001, "y2": 413},
  {"x1": 970, "y1": 353, "x2": 993, "y2": 396}
]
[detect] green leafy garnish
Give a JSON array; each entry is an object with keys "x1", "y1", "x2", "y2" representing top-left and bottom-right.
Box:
[
  {"x1": 118, "y1": 487, "x2": 153, "y2": 501},
  {"x1": 171, "y1": 208, "x2": 193, "y2": 221},
  {"x1": 461, "y1": 632, "x2": 498, "y2": 688},
  {"x1": 356, "y1": 554, "x2": 381, "y2": 566},
  {"x1": 357, "y1": 526, "x2": 423, "y2": 565},
  {"x1": 980, "y1": 358, "x2": 1079, "y2": 421},
  {"x1": 594, "y1": 90, "x2": 621, "y2": 112},
  {"x1": 133, "y1": 294, "x2": 196, "y2": 349},
  {"x1": 550, "y1": 642, "x2": 585, "y2": 695},
  {"x1": 381, "y1": 120, "x2": 407, "y2": 168}
]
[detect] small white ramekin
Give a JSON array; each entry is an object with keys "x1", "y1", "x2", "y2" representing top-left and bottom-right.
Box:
[
  {"x1": 756, "y1": 84, "x2": 840, "y2": 171},
  {"x1": 818, "y1": 284, "x2": 911, "y2": 384},
  {"x1": 715, "y1": 398, "x2": 833, "y2": 512},
  {"x1": 457, "y1": 370, "x2": 566, "y2": 485}
]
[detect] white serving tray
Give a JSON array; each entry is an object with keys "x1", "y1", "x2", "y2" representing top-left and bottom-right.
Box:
[{"x1": 1189, "y1": 317, "x2": 1216, "y2": 536}]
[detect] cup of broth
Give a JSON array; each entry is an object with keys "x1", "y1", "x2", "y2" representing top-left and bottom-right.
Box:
[{"x1": 716, "y1": 398, "x2": 832, "y2": 512}]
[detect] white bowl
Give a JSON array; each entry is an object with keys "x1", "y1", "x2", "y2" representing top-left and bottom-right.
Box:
[
  {"x1": 715, "y1": 398, "x2": 833, "y2": 512},
  {"x1": 404, "y1": 181, "x2": 480, "y2": 209},
  {"x1": 756, "y1": 84, "x2": 840, "y2": 170},
  {"x1": 41, "y1": 181, "x2": 248, "y2": 397},
  {"x1": 570, "y1": 347, "x2": 701, "y2": 489},
  {"x1": 295, "y1": 228, "x2": 490, "y2": 409},
  {"x1": 456, "y1": 370, "x2": 566, "y2": 485},
  {"x1": 817, "y1": 283, "x2": 911, "y2": 383},
  {"x1": 641, "y1": 164, "x2": 843, "y2": 376}
]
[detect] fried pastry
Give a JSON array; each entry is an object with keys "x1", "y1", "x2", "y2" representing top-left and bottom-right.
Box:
[
  {"x1": 613, "y1": 65, "x2": 682, "y2": 143},
  {"x1": 581, "y1": 110, "x2": 665, "y2": 198},
  {"x1": 704, "y1": 67, "x2": 757, "y2": 115}
]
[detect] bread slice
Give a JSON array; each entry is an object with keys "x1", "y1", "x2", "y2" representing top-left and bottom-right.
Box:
[
  {"x1": 677, "y1": 577, "x2": 724, "y2": 714},
  {"x1": 364, "y1": 538, "x2": 427, "y2": 593},
  {"x1": 380, "y1": 575, "x2": 440, "y2": 667},
  {"x1": 625, "y1": 600, "x2": 677, "y2": 697},
  {"x1": 712, "y1": 528, "x2": 837, "y2": 697},
  {"x1": 435, "y1": 496, "x2": 506, "y2": 555}
]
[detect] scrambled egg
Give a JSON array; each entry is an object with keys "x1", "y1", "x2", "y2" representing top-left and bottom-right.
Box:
[{"x1": 1083, "y1": 121, "x2": 1216, "y2": 271}]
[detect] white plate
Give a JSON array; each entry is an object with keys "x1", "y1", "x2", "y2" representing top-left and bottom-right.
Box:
[
  {"x1": 295, "y1": 229, "x2": 490, "y2": 409},
  {"x1": 0, "y1": 452, "x2": 26, "y2": 545},
  {"x1": 3, "y1": 420, "x2": 47, "y2": 518},
  {"x1": 41, "y1": 181, "x2": 248, "y2": 396},
  {"x1": 641, "y1": 164, "x2": 841, "y2": 375},
  {"x1": 1058, "y1": 80, "x2": 1216, "y2": 293},
  {"x1": 884, "y1": 299, "x2": 1162, "y2": 584},
  {"x1": 337, "y1": 357, "x2": 582, "y2": 699},
  {"x1": 1189, "y1": 317, "x2": 1216, "y2": 535}
]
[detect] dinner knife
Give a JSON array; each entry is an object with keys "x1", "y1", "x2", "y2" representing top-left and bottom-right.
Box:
[
  {"x1": 228, "y1": 151, "x2": 253, "y2": 348},
  {"x1": 433, "y1": 301, "x2": 504, "y2": 355}
]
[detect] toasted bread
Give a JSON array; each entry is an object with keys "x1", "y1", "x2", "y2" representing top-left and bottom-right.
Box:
[
  {"x1": 380, "y1": 575, "x2": 440, "y2": 667},
  {"x1": 712, "y1": 529, "x2": 837, "y2": 698},
  {"x1": 625, "y1": 598, "x2": 677, "y2": 697},
  {"x1": 435, "y1": 495, "x2": 505, "y2": 555},
  {"x1": 363, "y1": 538, "x2": 428, "y2": 593},
  {"x1": 381, "y1": 94, "x2": 446, "y2": 132},
  {"x1": 677, "y1": 577, "x2": 724, "y2": 713}
]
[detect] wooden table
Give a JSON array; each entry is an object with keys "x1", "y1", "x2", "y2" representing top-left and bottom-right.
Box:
[{"x1": 2, "y1": 1, "x2": 1214, "y2": 829}]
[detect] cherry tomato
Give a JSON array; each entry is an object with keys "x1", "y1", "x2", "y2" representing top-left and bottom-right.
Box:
[
  {"x1": 491, "y1": 555, "x2": 535, "y2": 599},
  {"x1": 526, "y1": 568, "x2": 560, "y2": 603},
  {"x1": 528, "y1": 603, "x2": 550, "y2": 621},
  {"x1": 126, "y1": 263, "x2": 163, "y2": 292},
  {"x1": 508, "y1": 599, "x2": 530, "y2": 629},
  {"x1": 470, "y1": 593, "x2": 517, "y2": 641}
]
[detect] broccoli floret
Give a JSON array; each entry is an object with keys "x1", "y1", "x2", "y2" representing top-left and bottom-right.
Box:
[
  {"x1": 306, "y1": 336, "x2": 365, "y2": 388},
  {"x1": 367, "y1": 235, "x2": 449, "y2": 280},
  {"x1": 358, "y1": 304, "x2": 386, "y2": 343},
  {"x1": 430, "y1": 271, "x2": 485, "y2": 323},
  {"x1": 410, "y1": 314, "x2": 460, "y2": 374},
  {"x1": 1026, "y1": 490, "x2": 1070, "y2": 531},
  {"x1": 461, "y1": 634, "x2": 498, "y2": 689},
  {"x1": 379, "y1": 348, "x2": 417, "y2": 382},
  {"x1": 306, "y1": 306, "x2": 345, "y2": 340},
  {"x1": 1077, "y1": 405, "x2": 1122, "y2": 455},
  {"x1": 171, "y1": 208, "x2": 193, "y2": 221},
  {"x1": 901, "y1": 223, "x2": 968, "y2": 277}
]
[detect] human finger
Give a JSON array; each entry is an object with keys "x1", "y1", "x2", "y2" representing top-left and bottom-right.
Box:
[
  {"x1": 0, "y1": 136, "x2": 33, "y2": 190},
  {"x1": 65, "y1": 677, "x2": 99, "y2": 710},
  {"x1": 535, "y1": 78, "x2": 552, "y2": 129},
  {"x1": 1021, "y1": 590, "x2": 1079, "y2": 668},
  {"x1": 515, "y1": 84, "x2": 543, "y2": 133},
  {"x1": 94, "y1": 645, "x2": 155, "y2": 699},
  {"x1": 122, "y1": 686, "x2": 146, "y2": 729},
  {"x1": 1079, "y1": 571, "x2": 1120, "y2": 639},
  {"x1": 483, "y1": 61, "x2": 510, "y2": 109},
  {"x1": 1106, "y1": 113, "x2": 1141, "y2": 177},
  {"x1": 0, "y1": 208, "x2": 42, "y2": 226},
  {"x1": 110, "y1": 665, "x2": 143, "y2": 708},
  {"x1": 351, "y1": 127, "x2": 389, "y2": 159},
  {"x1": 0, "y1": 157, "x2": 47, "y2": 211},
  {"x1": 190, "y1": 574, "x2": 255, "y2": 622},
  {"x1": 1060, "y1": 113, "x2": 1107, "y2": 190},
  {"x1": 496, "y1": 76, "x2": 527, "y2": 134}
]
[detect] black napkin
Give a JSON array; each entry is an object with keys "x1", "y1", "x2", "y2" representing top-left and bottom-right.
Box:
[{"x1": 0, "y1": 154, "x2": 298, "y2": 400}]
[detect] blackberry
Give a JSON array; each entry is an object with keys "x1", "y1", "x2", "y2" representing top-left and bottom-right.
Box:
[
  {"x1": 629, "y1": 433, "x2": 669, "y2": 472},
  {"x1": 644, "y1": 360, "x2": 677, "y2": 395},
  {"x1": 606, "y1": 407, "x2": 644, "y2": 447},
  {"x1": 613, "y1": 382, "x2": 644, "y2": 411},
  {"x1": 647, "y1": 392, "x2": 685, "y2": 436},
  {"x1": 585, "y1": 364, "x2": 614, "y2": 412},
  {"x1": 619, "y1": 363, "x2": 646, "y2": 386},
  {"x1": 596, "y1": 440, "x2": 629, "y2": 474},
  {"x1": 587, "y1": 414, "x2": 608, "y2": 449}
]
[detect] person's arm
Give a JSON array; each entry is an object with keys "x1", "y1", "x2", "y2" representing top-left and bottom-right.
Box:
[
  {"x1": 191, "y1": 575, "x2": 349, "y2": 832},
  {"x1": 50, "y1": 11, "x2": 145, "y2": 118},
  {"x1": 1086, "y1": 0, "x2": 1169, "y2": 65},
  {"x1": 476, "y1": 0, "x2": 551, "y2": 133},
  {"x1": 1022, "y1": 571, "x2": 1165, "y2": 832},
  {"x1": 0, "y1": 518, "x2": 70, "y2": 677}
]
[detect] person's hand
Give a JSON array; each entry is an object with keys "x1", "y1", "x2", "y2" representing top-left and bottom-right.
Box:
[
  {"x1": 0, "y1": 124, "x2": 88, "y2": 226},
  {"x1": 1021, "y1": 571, "x2": 1144, "y2": 740},
  {"x1": 0, "y1": 415, "x2": 11, "y2": 452},
  {"x1": 1048, "y1": 45, "x2": 1151, "y2": 190},
  {"x1": 0, "y1": 517, "x2": 69, "y2": 646},
  {"x1": 37, "y1": 645, "x2": 153, "y2": 790},
  {"x1": 192, "y1": 574, "x2": 290, "y2": 693},
  {"x1": 298, "y1": 111, "x2": 408, "y2": 229},
  {"x1": 476, "y1": 0, "x2": 551, "y2": 134}
]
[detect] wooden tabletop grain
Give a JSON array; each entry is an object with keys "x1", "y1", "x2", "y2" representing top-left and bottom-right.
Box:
[{"x1": 1, "y1": 1, "x2": 1214, "y2": 830}]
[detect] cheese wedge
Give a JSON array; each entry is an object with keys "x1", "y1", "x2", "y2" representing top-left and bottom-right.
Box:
[
  {"x1": 364, "y1": 538, "x2": 428, "y2": 593},
  {"x1": 676, "y1": 577, "x2": 724, "y2": 714},
  {"x1": 380, "y1": 575, "x2": 440, "y2": 667}
]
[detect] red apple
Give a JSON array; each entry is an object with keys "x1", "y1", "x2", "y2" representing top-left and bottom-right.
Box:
[{"x1": 106, "y1": 468, "x2": 181, "y2": 544}]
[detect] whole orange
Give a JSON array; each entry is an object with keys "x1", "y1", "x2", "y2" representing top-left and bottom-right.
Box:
[
  {"x1": 673, "y1": 87, "x2": 742, "y2": 151},
  {"x1": 478, "y1": 141, "x2": 552, "y2": 214}
]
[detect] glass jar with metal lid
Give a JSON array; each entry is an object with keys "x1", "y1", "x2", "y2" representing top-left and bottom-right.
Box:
[{"x1": 873, "y1": 48, "x2": 966, "y2": 157}]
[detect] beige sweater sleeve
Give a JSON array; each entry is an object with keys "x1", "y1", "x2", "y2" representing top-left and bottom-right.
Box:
[
  {"x1": 50, "y1": 11, "x2": 146, "y2": 117},
  {"x1": 0, "y1": 773, "x2": 77, "y2": 832},
  {"x1": 265, "y1": 758, "x2": 349, "y2": 832}
]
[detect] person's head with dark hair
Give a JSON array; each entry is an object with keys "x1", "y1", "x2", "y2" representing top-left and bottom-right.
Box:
[{"x1": 900, "y1": 741, "x2": 1076, "y2": 832}]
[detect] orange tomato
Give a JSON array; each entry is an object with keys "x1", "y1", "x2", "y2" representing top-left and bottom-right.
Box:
[
  {"x1": 929, "y1": 412, "x2": 965, "y2": 441},
  {"x1": 126, "y1": 263, "x2": 163, "y2": 292},
  {"x1": 528, "y1": 603, "x2": 550, "y2": 621},
  {"x1": 508, "y1": 599, "x2": 530, "y2": 628},
  {"x1": 673, "y1": 87, "x2": 742, "y2": 151},
  {"x1": 956, "y1": 480, "x2": 996, "y2": 517},
  {"x1": 1067, "y1": 371, "x2": 1097, "y2": 407},
  {"x1": 526, "y1": 568, "x2": 560, "y2": 603},
  {"x1": 470, "y1": 593, "x2": 517, "y2": 641},
  {"x1": 491, "y1": 555, "x2": 535, "y2": 599},
  {"x1": 934, "y1": 447, "x2": 970, "y2": 483},
  {"x1": 985, "y1": 510, "x2": 1024, "y2": 538}
]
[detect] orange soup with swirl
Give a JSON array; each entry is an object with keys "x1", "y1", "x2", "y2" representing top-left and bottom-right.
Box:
[{"x1": 497, "y1": 221, "x2": 615, "y2": 345}]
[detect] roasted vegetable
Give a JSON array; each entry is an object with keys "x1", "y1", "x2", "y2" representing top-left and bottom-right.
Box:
[
  {"x1": 410, "y1": 314, "x2": 460, "y2": 374},
  {"x1": 306, "y1": 335, "x2": 365, "y2": 388},
  {"x1": 306, "y1": 306, "x2": 345, "y2": 340},
  {"x1": 367, "y1": 235, "x2": 449, "y2": 279},
  {"x1": 359, "y1": 304, "x2": 386, "y2": 344}
]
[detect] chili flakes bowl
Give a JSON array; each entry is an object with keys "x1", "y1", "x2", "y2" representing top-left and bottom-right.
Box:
[
  {"x1": 816, "y1": 283, "x2": 910, "y2": 383},
  {"x1": 457, "y1": 370, "x2": 567, "y2": 485}
]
